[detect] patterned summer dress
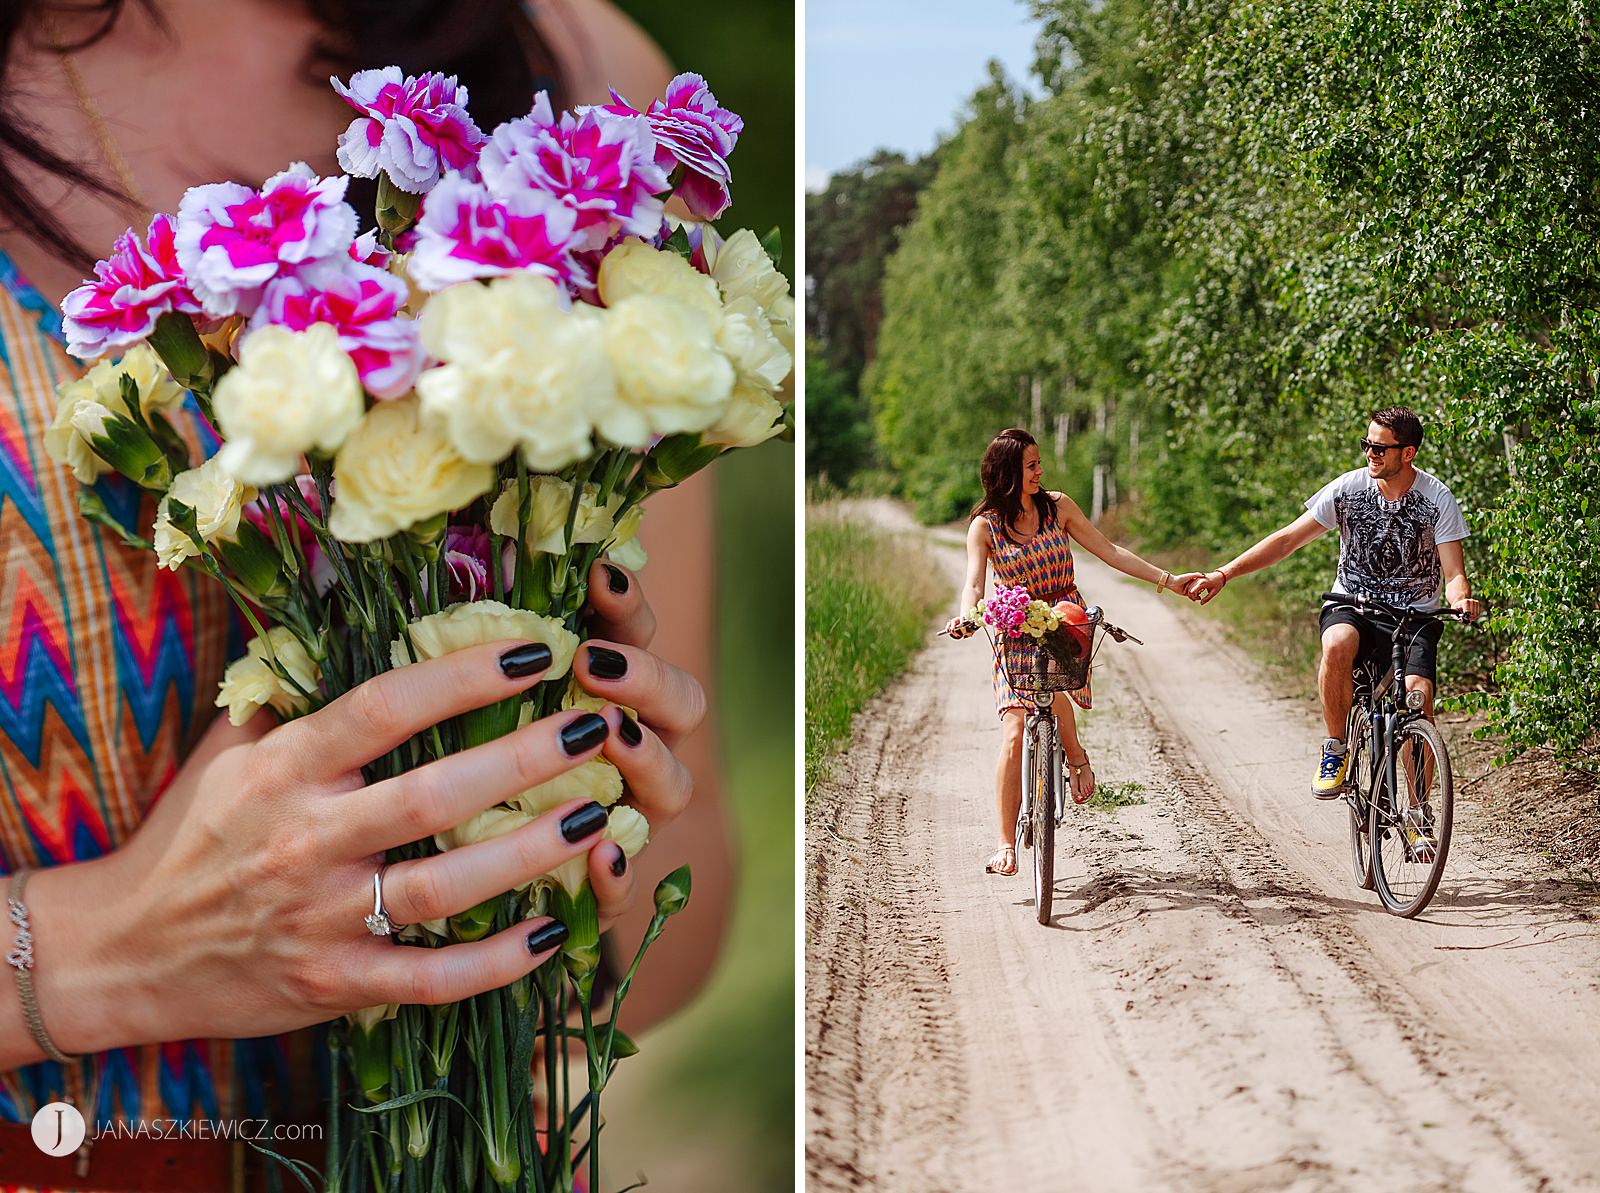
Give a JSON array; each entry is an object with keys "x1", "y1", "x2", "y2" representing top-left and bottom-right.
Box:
[
  {"x1": 980, "y1": 501, "x2": 1092, "y2": 717},
  {"x1": 0, "y1": 247, "x2": 325, "y2": 1166}
]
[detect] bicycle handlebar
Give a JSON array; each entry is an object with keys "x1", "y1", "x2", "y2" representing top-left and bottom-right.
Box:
[{"x1": 1319, "y1": 592, "x2": 1474, "y2": 623}]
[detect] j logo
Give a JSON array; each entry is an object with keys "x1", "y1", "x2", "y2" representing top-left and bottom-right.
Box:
[{"x1": 30, "y1": 1101, "x2": 86, "y2": 1157}]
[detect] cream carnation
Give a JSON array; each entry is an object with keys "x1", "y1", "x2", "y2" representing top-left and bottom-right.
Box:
[
  {"x1": 433, "y1": 806, "x2": 535, "y2": 853},
  {"x1": 487, "y1": 476, "x2": 619, "y2": 555},
  {"x1": 45, "y1": 346, "x2": 183, "y2": 482},
  {"x1": 153, "y1": 456, "x2": 256, "y2": 569},
  {"x1": 392, "y1": 600, "x2": 579, "y2": 679},
  {"x1": 597, "y1": 238, "x2": 722, "y2": 319},
  {"x1": 542, "y1": 802, "x2": 649, "y2": 897},
  {"x1": 417, "y1": 275, "x2": 613, "y2": 472},
  {"x1": 768, "y1": 293, "x2": 796, "y2": 357},
  {"x1": 215, "y1": 627, "x2": 320, "y2": 726},
  {"x1": 511, "y1": 757, "x2": 624, "y2": 819},
  {"x1": 710, "y1": 228, "x2": 790, "y2": 312},
  {"x1": 717, "y1": 296, "x2": 792, "y2": 393},
  {"x1": 606, "y1": 806, "x2": 650, "y2": 858},
  {"x1": 601, "y1": 295, "x2": 734, "y2": 442},
  {"x1": 346, "y1": 1003, "x2": 399, "y2": 1033},
  {"x1": 704, "y1": 382, "x2": 784, "y2": 449},
  {"x1": 606, "y1": 504, "x2": 647, "y2": 572},
  {"x1": 327, "y1": 398, "x2": 494, "y2": 543},
  {"x1": 214, "y1": 324, "x2": 364, "y2": 485}
]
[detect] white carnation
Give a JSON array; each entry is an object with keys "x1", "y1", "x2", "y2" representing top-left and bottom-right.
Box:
[
  {"x1": 392, "y1": 600, "x2": 579, "y2": 680},
  {"x1": 214, "y1": 324, "x2": 364, "y2": 485}
]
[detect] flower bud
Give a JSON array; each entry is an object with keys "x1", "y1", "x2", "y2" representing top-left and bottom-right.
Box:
[{"x1": 653, "y1": 865, "x2": 691, "y2": 918}]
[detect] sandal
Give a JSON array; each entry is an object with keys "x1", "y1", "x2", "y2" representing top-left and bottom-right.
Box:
[
  {"x1": 984, "y1": 845, "x2": 1017, "y2": 876},
  {"x1": 1067, "y1": 753, "x2": 1096, "y2": 805}
]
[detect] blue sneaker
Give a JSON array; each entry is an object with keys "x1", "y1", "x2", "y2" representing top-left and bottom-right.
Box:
[{"x1": 1313, "y1": 739, "x2": 1349, "y2": 799}]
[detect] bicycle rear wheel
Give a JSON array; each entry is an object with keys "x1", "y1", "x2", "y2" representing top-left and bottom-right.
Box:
[
  {"x1": 1346, "y1": 708, "x2": 1375, "y2": 890},
  {"x1": 1370, "y1": 717, "x2": 1453, "y2": 917},
  {"x1": 1032, "y1": 718, "x2": 1055, "y2": 924}
]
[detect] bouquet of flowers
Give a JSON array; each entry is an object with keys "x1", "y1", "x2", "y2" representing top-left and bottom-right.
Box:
[
  {"x1": 972, "y1": 583, "x2": 1093, "y2": 671},
  {"x1": 45, "y1": 67, "x2": 790, "y2": 1193}
]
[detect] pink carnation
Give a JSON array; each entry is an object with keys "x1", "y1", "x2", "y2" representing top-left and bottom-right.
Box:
[
  {"x1": 408, "y1": 174, "x2": 584, "y2": 291},
  {"x1": 60, "y1": 213, "x2": 202, "y2": 360},
  {"x1": 348, "y1": 230, "x2": 393, "y2": 270},
  {"x1": 607, "y1": 73, "x2": 742, "y2": 221},
  {"x1": 253, "y1": 260, "x2": 422, "y2": 399},
  {"x1": 332, "y1": 67, "x2": 486, "y2": 195},
  {"x1": 478, "y1": 93, "x2": 668, "y2": 252},
  {"x1": 175, "y1": 163, "x2": 358, "y2": 318}
]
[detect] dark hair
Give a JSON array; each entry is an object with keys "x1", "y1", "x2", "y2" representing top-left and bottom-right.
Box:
[
  {"x1": 971, "y1": 427, "x2": 1056, "y2": 541},
  {"x1": 1371, "y1": 406, "x2": 1424, "y2": 449},
  {"x1": 0, "y1": 0, "x2": 564, "y2": 270}
]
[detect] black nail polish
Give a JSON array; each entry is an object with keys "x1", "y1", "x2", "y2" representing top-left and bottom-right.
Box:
[
  {"x1": 609, "y1": 845, "x2": 627, "y2": 879},
  {"x1": 526, "y1": 920, "x2": 569, "y2": 955},
  {"x1": 617, "y1": 713, "x2": 643, "y2": 748},
  {"x1": 586, "y1": 646, "x2": 628, "y2": 681},
  {"x1": 499, "y1": 642, "x2": 553, "y2": 679},
  {"x1": 559, "y1": 801, "x2": 608, "y2": 842},
  {"x1": 559, "y1": 712, "x2": 609, "y2": 755},
  {"x1": 603, "y1": 563, "x2": 629, "y2": 595}
]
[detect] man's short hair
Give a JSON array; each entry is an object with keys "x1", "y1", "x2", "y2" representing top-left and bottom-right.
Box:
[{"x1": 1371, "y1": 406, "x2": 1423, "y2": 448}]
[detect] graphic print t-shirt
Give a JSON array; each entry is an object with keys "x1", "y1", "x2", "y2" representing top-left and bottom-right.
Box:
[{"x1": 1305, "y1": 467, "x2": 1469, "y2": 611}]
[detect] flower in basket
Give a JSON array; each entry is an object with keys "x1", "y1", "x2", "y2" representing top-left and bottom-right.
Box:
[{"x1": 45, "y1": 63, "x2": 790, "y2": 1193}]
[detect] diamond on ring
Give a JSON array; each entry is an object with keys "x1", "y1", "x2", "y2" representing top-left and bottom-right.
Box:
[{"x1": 366, "y1": 864, "x2": 395, "y2": 936}]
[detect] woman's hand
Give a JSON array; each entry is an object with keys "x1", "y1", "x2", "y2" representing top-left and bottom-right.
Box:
[
  {"x1": 574, "y1": 559, "x2": 705, "y2": 929},
  {"x1": 24, "y1": 562, "x2": 705, "y2": 1057},
  {"x1": 944, "y1": 616, "x2": 976, "y2": 639}
]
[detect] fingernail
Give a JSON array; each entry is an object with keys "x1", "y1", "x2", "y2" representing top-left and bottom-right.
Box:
[
  {"x1": 586, "y1": 646, "x2": 628, "y2": 681},
  {"x1": 499, "y1": 642, "x2": 553, "y2": 679},
  {"x1": 526, "y1": 920, "x2": 569, "y2": 955},
  {"x1": 560, "y1": 801, "x2": 608, "y2": 842},
  {"x1": 617, "y1": 713, "x2": 643, "y2": 748},
  {"x1": 603, "y1": 563, "x2": 629, "y2": 595},
  {"x1": 608, "y1": 845, "x2": 627, "y2": 878},
  {"x1": 560, "y1": 713, "x2": 609, "y2": 756}
]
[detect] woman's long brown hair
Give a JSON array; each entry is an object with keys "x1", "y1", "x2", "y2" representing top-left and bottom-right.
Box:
[
  {"x1": 971, "y1": 427, "x2": 1057, "y2": 543},
  {"x1": 0, "y1": 0, "x2": 564, "y2": 271}
]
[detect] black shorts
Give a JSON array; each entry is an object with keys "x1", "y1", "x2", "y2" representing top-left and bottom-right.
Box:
[{"x1": 1318, "y1": 604, "x2": 1443, "y2": 685}]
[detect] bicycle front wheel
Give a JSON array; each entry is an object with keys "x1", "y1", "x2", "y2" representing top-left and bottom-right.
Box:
[
  {"x1": 1370, "y1": 717, "x2": 1454, "y2": 917},
  {"x1": 1032, "y1": 718, "x2": 1055, "y2": 924}
]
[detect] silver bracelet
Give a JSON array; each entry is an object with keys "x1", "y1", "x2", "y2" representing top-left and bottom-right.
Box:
[{"x1": 7, "y1": 869, "x2": 77, "y2": 1064}]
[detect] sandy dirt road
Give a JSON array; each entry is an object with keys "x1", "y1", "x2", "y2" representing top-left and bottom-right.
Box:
[{"x1": 806, "y1": 500, "x2": 1600, "y2": 1193}]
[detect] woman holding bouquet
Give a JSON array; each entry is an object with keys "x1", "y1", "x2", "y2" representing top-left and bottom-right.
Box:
[
  {"x1": 944, "y1": 428, "x2": 1199, "y2": 876},
  {"x1": 0, "y1": 2, "x2": 759, "y2": 1189}
]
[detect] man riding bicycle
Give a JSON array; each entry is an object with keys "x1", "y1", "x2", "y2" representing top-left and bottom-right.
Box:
[{"x1": 1192, "y1": 407, "x2": 1481, "y2": 795}]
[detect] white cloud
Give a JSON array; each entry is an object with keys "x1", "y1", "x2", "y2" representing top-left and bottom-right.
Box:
[{"x1": 805, "y1": 164, "x2": 832, "y2": 193}]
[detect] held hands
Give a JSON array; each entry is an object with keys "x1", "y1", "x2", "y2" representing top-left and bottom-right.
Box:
[
  {"x1": 1166, "y1": 573, "x2": 1207, "y2": 599},
  {"x1": 32, "y1": 560, "x2": 702, "y2": 1057},
  {"x1": 1189, "y1": 570, "x2": 1230, "y2": 605}
]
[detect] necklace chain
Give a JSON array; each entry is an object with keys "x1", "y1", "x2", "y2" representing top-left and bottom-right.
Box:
[{"x1": 40, "y1": 11, "x2": 154, "y2": 221}]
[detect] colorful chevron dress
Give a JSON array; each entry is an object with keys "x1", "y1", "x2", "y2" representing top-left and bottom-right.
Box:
[
  {"x1": 981, "y1": 499, "x2": 1093, "y2": 717},
  {"x1": 0, "y1": 247, "x2": 324, "y2": 1149}
]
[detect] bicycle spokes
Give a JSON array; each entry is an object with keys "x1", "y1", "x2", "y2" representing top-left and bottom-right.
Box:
[{"x1": 1371, "y1": 719, "x2": 1453, "y2": 916}]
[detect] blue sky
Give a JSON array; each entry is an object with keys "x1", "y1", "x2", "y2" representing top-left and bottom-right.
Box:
[{"x1": 806, "y1": 0, "x2": 1042, "y2": 190}]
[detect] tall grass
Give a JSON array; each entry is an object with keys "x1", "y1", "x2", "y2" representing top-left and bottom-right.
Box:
[{"x1": 806, "y1": 505, "x2": 948, "y2": 790}]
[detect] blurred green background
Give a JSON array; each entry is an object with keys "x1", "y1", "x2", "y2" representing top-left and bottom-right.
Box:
[{"x1": 608, "y1": 3, "x2": 795, "y2": 1189}]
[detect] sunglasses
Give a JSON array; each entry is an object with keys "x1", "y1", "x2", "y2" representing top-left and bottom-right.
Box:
[{"x1": 1359, "y1": 438, "x2": 1415, "y2": 457}]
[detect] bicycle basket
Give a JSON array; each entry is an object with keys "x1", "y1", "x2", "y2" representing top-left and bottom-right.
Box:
[{"x1": 991, "y1": 611, "x2": 1101, "y2": 695}]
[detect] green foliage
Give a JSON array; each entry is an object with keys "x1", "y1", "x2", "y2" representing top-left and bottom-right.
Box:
[
  {"x1": 804, "y1": 340, "x2": 874, "y2": 484},
  {"x1": 857, "y1": 0, "x2": 1599, "y2": 766},
  {"x1": 805, "y1": 151, "x2": 936, "y2": 388},
  {"x1": 805, "y1": 509, "x2": 947, "y2": 789}
]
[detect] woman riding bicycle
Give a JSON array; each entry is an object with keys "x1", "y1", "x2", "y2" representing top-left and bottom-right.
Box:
[{"x1": 944, "y1": 428, "x2": 1202, "y2": 876}]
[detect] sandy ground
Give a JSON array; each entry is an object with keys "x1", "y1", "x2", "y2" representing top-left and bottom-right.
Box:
[{"x1": 806, "y1": 499, "x2": 1600, "y2": 1193}]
